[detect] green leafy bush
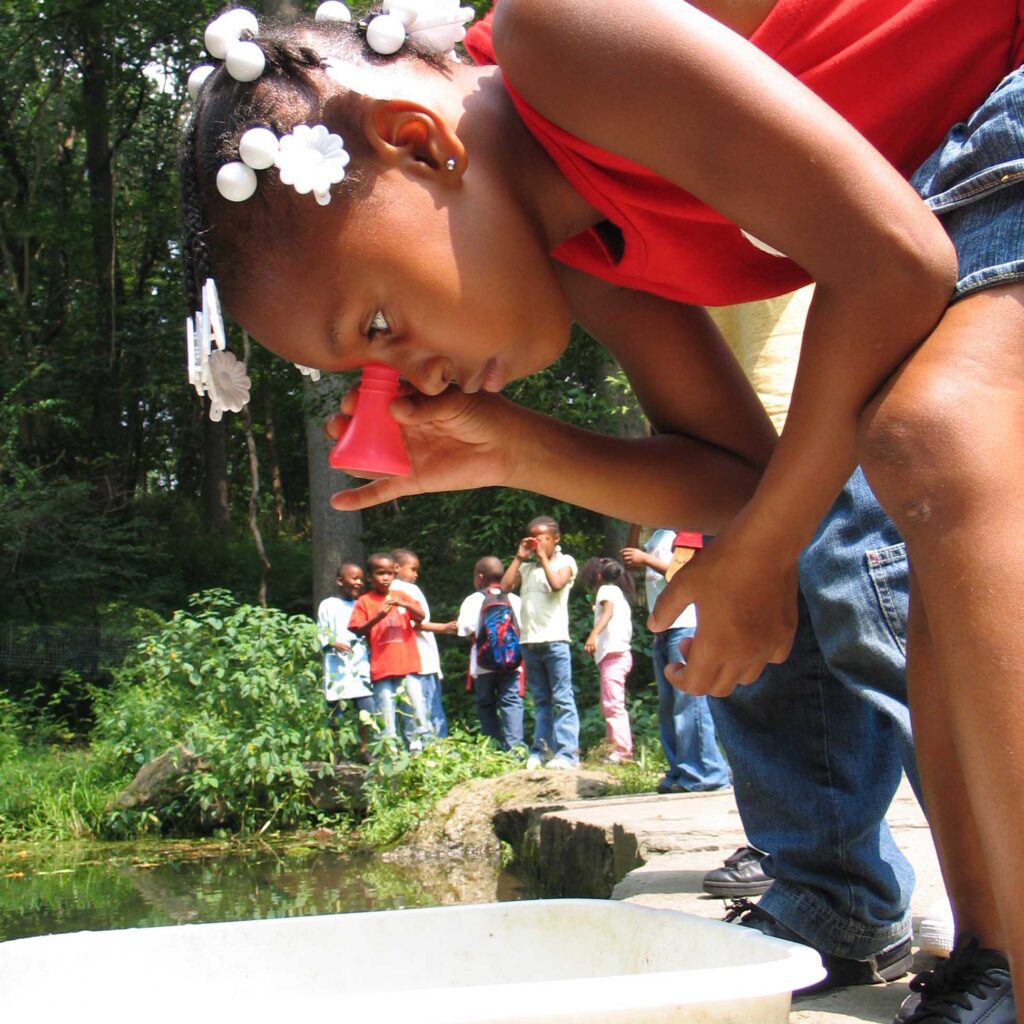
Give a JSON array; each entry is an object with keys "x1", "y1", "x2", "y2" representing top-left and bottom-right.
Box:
[
  {"x1": 93, "y1": 590, "x2": 337, "y2": 835},
  {"x1": 359, "y1": 727, "x2": 523, "y2": 847}
]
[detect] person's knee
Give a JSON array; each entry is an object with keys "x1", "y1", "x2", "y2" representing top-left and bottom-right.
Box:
[{"x1": 858, "y1": 370, "x2": 974, "y2": 539}]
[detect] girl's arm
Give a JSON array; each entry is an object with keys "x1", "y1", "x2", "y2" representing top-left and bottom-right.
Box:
[
  {"x1": 584, "y1": 598, "x2": 614, "y2": 656},
  {"x1": 535, "y1": 547, "x2": 573, "y2": 591},
  {"x1": 494, "y1": 0, "x2": 956, "y2": 692}
]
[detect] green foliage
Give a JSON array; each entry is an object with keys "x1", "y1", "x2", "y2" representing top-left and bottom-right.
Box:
[
  {"x1": 0, "y1": 693, "x2": 25, "y2": 763},
  {"x1": 0, "y1": 747, "x2": 129, "y2": 842},
  {"x1": 93, "y1": 590, "x2": 336, "y2": 835},
  {"x1": 358, "y1": 727, "x2": 523, "y2": 848}
]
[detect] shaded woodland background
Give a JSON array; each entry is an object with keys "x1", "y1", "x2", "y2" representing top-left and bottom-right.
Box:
[{"x1": 0, "y1": 0, "x2": 650, "y2": 713}]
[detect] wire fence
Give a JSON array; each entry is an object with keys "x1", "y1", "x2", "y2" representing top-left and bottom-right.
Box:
[{"x1": 0, "y1": 623, "x2": 137, "y2": 677}]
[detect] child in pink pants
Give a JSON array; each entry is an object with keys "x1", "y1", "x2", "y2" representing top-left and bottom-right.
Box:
[{"x1": 582, "y1": 558, "x2": 635, "y2": 763}]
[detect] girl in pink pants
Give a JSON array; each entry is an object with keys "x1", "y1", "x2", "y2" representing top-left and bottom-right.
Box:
[{"x1": 582, "y1": 558, "x2": 635, "y2": 763}]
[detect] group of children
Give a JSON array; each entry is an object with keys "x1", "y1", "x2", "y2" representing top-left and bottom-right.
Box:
[
  {"x1": 317, "y1": 548, "x2": 450, "y2": 753},
  {"x1": 318, "y1": 517, "x2": 718, "y2": 785}
]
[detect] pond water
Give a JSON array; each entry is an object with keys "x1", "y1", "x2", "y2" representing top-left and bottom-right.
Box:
[{"x1": 0, "y1": 837, "x2": 528, "y2": 943}]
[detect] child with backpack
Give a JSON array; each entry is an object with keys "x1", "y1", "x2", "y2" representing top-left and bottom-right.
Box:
[
  {"x1": 581, "y1": 557, "x2": 636, "y2": 764},
  {"x1": 456, "y1": 556, "x2": 525, "y2": 753}
]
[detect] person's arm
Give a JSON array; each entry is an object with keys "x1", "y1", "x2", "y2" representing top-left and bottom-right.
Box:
[
  {"x1": 348, "y1": 598, "x2": 390, "y2": 637},
  {"x1": 387, "y1": 590, "x2": 425, "y2": 623},
  {"x1": 621, "y1": 548, "x2": 669, "y2": 576},
  {"x1": 501, "y1": 542, "x2": 533, "y2": 592},
  {"x1": 418, "y1": 619, "x2": 458, "y2": 635},
  {"x1": 535, "y1": 546, "x2": 573, "y2": 591},
  {"x1": 493, "y1": 0, "x2": 954, "y2": 694},
  {"x1": 456, "y1": 595, "x2": 476, "y2": 638},
  {"x1": 584, "y1": 599, "x2": 613, "y2": 656}
]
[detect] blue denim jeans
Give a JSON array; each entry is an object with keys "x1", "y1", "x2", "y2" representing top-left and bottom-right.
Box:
[
  {"x1": 373, "y1": 675, "x2": 432, "y2": 746},
  {"x1": 710, "y1": 467, "x2": 918, "y2": 960},
  {"x1": 522, "y1": 641, "x2": 579, "y2": 763},
  {"x1": 653, "y1": 627, "x2": 732, "y2": 790},
  {"x1": 474, "y1": 669, "x2": 525, "y2": 751},
  {"x1": 415, "y1": 673, "x2": 449, "y2": 739}
]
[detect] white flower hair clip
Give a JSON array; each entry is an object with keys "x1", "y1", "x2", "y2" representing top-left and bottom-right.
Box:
[
  {"x1": 363, "y1": 0, "x2": 475, "y2": 56},
  {"x1": 215, "y1": 123, "x2": 350, "y2": 207},
  {"x1": 186, "y1": 278, "x2": 252, "y2": 421}
]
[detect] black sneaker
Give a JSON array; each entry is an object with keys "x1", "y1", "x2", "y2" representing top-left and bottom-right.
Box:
[
  {"x1": 724, "y1": 898, "x2": 913, "y2": 995},
  {"x1": 894, "y1": 934, "x2": 1015, "y2": 1023},
  {"x1": 703, "y1": 846, "x2": 771, "y2": 897}
]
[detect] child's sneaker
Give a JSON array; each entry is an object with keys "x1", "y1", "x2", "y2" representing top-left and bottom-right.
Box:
[
  {"x1": 919, "y1": 897, "x2": 955, "y2": 958},
  {"x1": 545, "y1": 756, "x2": 578, "y2": 770},
  {"x1": 894, "y1": 935, "x2": 1014, "y2": 1023}
]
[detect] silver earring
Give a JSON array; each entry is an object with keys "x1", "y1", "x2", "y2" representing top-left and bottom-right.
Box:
[{"x1": 445, "y1": 157, "x2": 457, "y2": 172}]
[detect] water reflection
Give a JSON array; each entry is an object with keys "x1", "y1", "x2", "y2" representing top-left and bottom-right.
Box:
[{"x1": 0, "y1": 840, "x2": 528, "y2": 942}]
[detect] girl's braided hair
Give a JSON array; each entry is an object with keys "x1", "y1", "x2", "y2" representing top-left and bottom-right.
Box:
[{"x1": 179, "y1": 10, "x2": 450, "y2": 319}]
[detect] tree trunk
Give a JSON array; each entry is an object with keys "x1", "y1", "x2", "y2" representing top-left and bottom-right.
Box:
[
  {"x1": 303, "y1": 377, "x2": 363, "y2": 608},
  {"x1": 263, "y1": 388, "x2": 286, "y2": 524},
  {"x1": 242, "y1": 336, "x2": 271, "y2": 606},
  {"x1": 80, "y1": 10, "x2": 123, "y2": 501},
  {"x1": 598, "y1": 353, "x2": 649, "y2": 557},
  {"x1": 202, "y1": 411, "x2": 230, "y2": 534}
]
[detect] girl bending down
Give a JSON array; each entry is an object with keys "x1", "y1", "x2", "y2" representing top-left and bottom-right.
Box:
[{"x1": 180, "y1": 1, "x2": 1024, "y2": 1018}]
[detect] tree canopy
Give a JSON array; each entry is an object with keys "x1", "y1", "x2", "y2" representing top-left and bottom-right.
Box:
[{"x1": 0, "y1": 1, "x2": 646, "y2": 643}]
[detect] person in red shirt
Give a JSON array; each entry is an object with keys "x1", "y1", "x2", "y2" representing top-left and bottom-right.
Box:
[
  {"x1": 348, "y1": 554, "x2": 432, "y2": 750},
  {"x1": 182, "y1": 1, "x2": 1024, "y2": 1015}
]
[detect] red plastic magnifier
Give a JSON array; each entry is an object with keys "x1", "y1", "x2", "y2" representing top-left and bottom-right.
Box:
[{"x1": 327, "y1": 363, "x2": 411, "y2": 477}]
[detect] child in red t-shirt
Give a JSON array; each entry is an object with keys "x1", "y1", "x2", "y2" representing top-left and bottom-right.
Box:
[{"x1": 348, "y1": 553, "x2": 433, "y2": 749}]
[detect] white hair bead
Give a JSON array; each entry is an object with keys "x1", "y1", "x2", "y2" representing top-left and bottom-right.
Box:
[
  {"x1": 225, "y1": 39, "x2": 266, "y2": 82},
  {"x1": 187, "y1": 65, "x2": 215, "y2": 101},
  {"x1": 365, "y1": 13, "x2": 407, "y2": 55},
  {"x1": 382, "y1": 0, "x2": 418, "y2": 28},
  {"x1": 238, "y1": 127, "x2": 279, "y2": 169},
  {"x1": 205, "y1": 8, "x2": 259, "y2": 60},
  {"x1": 315, "y1": 1, "x2": 352, "y2": 23},
  {"x1": 216, "y1": 161, "x2": 258, "y2": 202}
]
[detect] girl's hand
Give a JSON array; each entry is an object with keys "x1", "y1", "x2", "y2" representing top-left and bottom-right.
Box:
[
  {"x1": 620, "y1": 547, "x2": 647, "y2": 568},
  {"x1": 583, "y1": 633, "x2": 597, "y2": 656},
  {"x1": 516, "y1": 537, "x2": 537, "y2": 560},
  {"x1": 648, "y1": 516, "x2": 798, "y2": 697},
  {"x1": 326, "y1": 388, "x2": 528, "y2": 511}
]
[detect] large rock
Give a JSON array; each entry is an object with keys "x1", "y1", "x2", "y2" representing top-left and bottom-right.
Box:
[{"x1": 393, "y1": 768, "x2": 614, "y2": 861}]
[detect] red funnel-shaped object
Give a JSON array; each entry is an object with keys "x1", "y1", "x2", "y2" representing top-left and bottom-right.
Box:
[{"x1": 328, "y1": 364, "x2": 411, "y2": 477}]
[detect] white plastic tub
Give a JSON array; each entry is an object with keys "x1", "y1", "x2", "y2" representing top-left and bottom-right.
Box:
[{"x1": 0, "y1": 899, "x2": 824, "y2": 1022}]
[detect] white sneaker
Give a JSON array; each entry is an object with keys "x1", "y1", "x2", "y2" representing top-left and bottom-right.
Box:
[
  {"x1": 919, "y1": 897, "x2": 954, "y2": 958},
  {"x1": 526, "y1": 755, "x2": 543, "y2": 770},
  {"x1": 545, "y1": 756, "x2": 578, "y2": 770}
]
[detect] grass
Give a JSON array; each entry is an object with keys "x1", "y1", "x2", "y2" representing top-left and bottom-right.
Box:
[{"x1": 0, "y1": 746, "x2": 129, "y2": 842}]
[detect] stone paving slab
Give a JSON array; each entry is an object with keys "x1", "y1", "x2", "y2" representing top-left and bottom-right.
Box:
[{"x1": 539, "y1": 777, "x2": 943, "y2": 1024}]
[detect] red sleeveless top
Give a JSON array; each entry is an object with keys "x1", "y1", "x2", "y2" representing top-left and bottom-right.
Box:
[{"x1": 465, "y1": 0, "x2": 1024, "y2": 305}]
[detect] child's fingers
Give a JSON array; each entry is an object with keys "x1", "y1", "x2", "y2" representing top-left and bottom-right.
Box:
[
  {"x1": 322, "y1": 410, "x2": 351, "y2": 441},
  {"x1": 387, "y1": 386, "x2": 470, "y2": 425},
  {"x1": 330, "y1": 476, "x2": 413, "y2": 511},
  {"x1": 647, "y1": 574, "x2": 692, "y2": 632}
]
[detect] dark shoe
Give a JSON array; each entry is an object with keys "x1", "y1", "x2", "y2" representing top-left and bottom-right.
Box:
[
  {"x1": 656, "y1": 776, "x2": 687, "y2": 794},
  {"x1": 894, "y1": 934, "x2": 1014, "y2": 1023},
  {"x1": 703, "y1": 846, "x2": 771, "y2": 897},
  {"x1": 724, "y1": 898, "x2": 913, "y2": 995}
]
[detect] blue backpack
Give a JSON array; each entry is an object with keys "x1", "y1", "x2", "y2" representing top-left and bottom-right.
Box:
[{"x1": 475, "y1": 588, "x2": 522, "y2": 672}]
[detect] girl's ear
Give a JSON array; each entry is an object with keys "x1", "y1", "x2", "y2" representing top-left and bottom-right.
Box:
[{"x1": 362, "y1": 98, "x2": 466, "y2": 181}]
